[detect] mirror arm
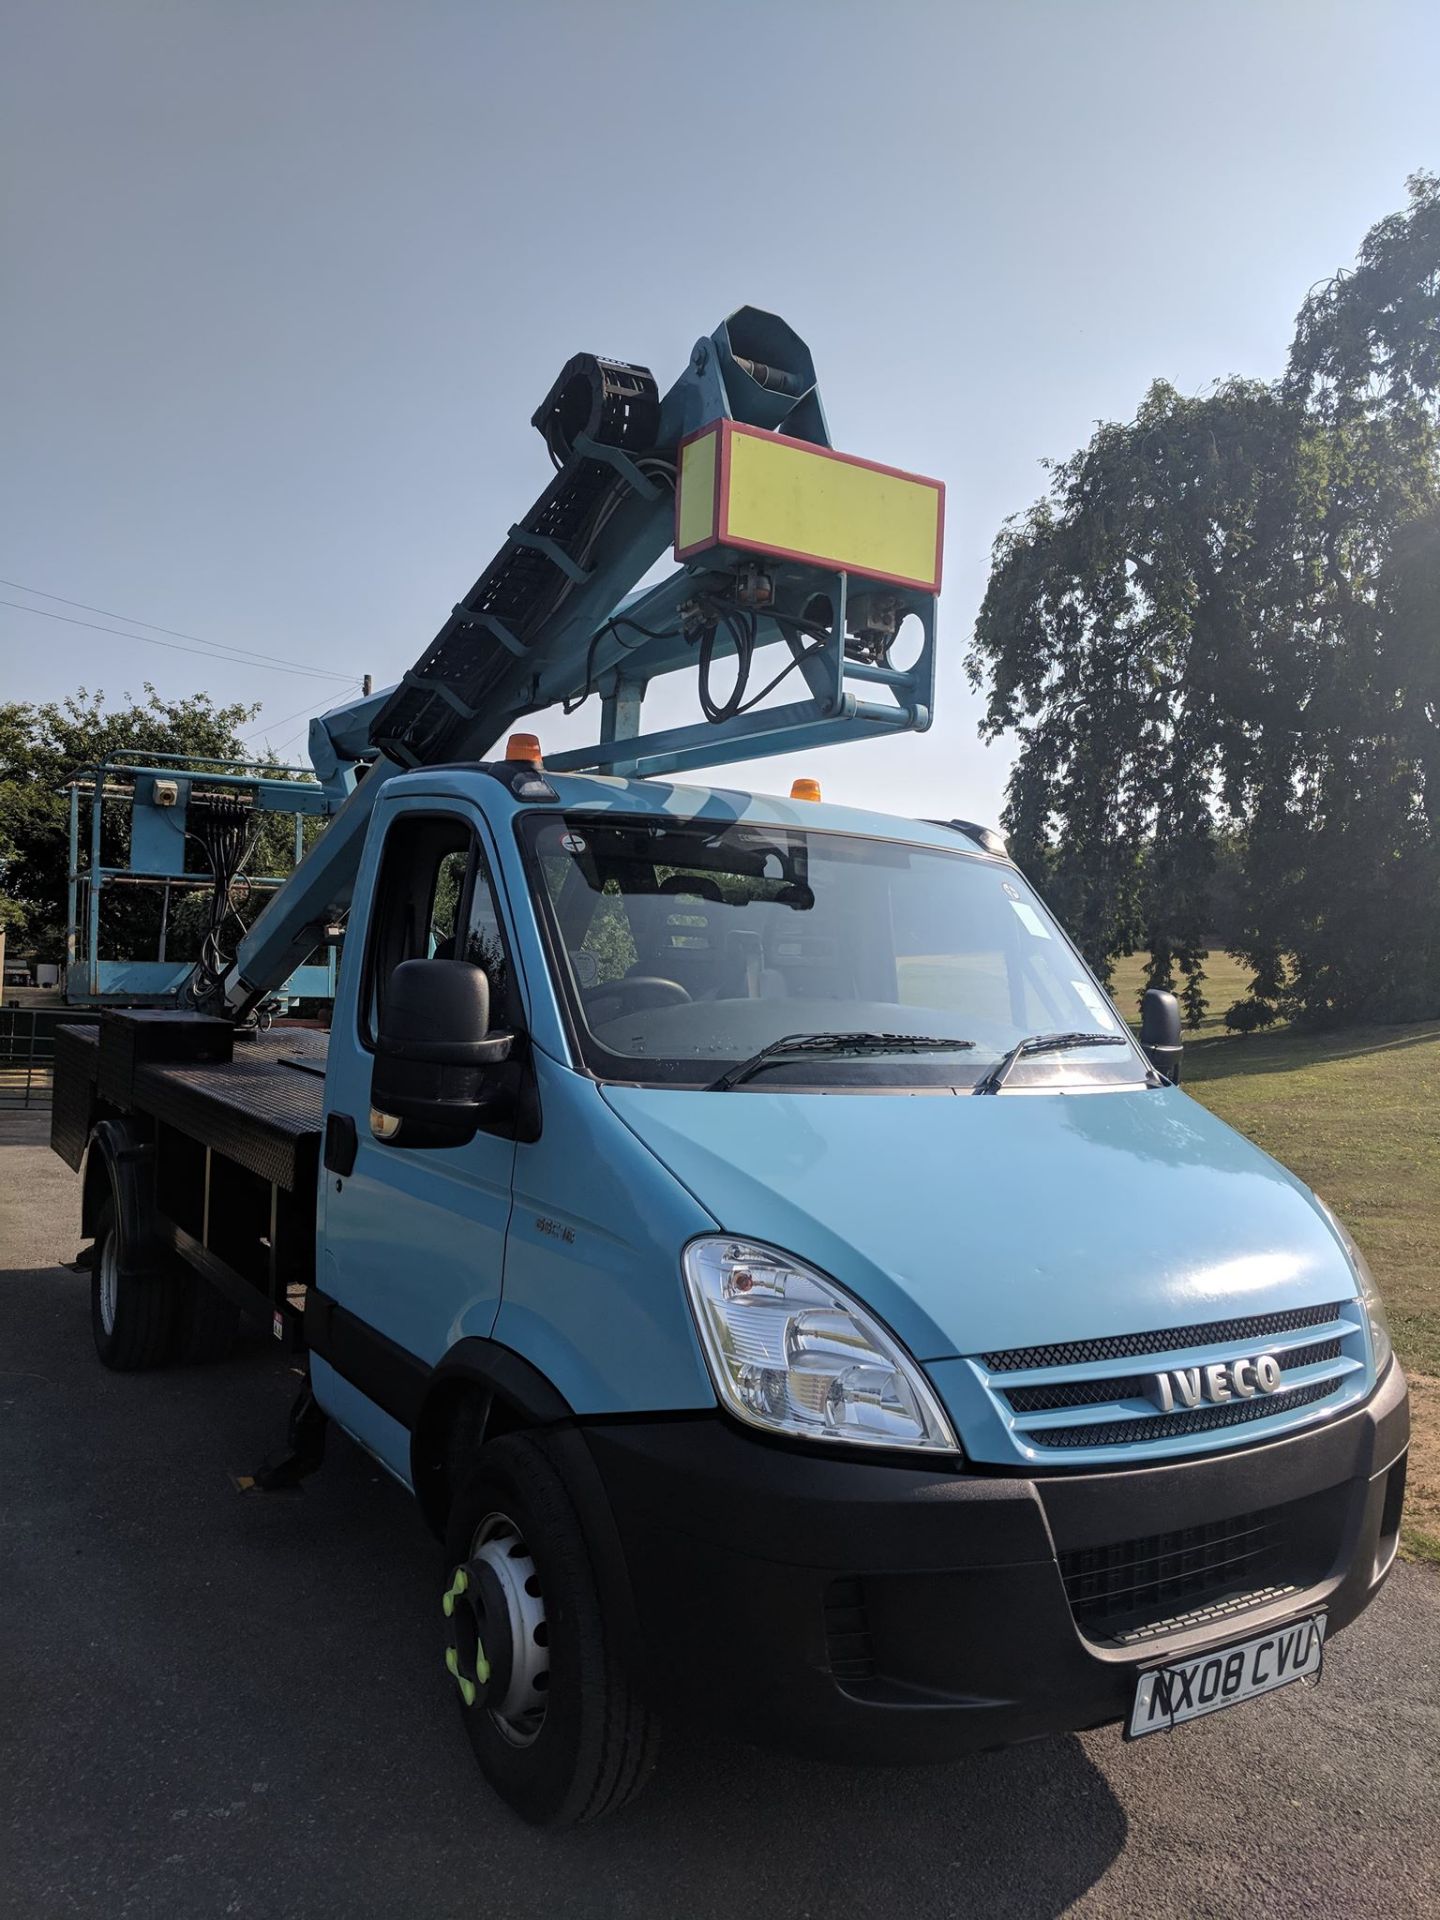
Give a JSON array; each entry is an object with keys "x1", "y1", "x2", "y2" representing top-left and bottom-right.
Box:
[
  {"x1": 1143, "y1": 1042, "x2": 1183, "y2": 1086},
  {"x1": 1139, "y1": 987, "x2": 1184, "y2": 1086}
]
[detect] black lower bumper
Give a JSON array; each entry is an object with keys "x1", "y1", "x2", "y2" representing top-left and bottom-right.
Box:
[{"x1": 579, "y1": 1360, "x2": 1409, "y2": 1764}]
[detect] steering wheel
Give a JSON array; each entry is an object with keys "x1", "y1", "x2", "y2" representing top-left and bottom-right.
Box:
[
  {"x1": 594, "y1": 976, "x2": 693, "y2": 1019},
  {"x1": 658, "y1": 873, "x2": 724, "y2": 903}
]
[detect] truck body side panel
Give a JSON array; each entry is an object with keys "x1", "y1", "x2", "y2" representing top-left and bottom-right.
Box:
[{"x1": 492, "y1": 1047, "x2": 719, "y2": 1416}]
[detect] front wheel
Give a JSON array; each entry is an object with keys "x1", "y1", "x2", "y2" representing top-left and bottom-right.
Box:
[{"x1": 441, "y1": 1432, "x2": 658, "y2": 1828}]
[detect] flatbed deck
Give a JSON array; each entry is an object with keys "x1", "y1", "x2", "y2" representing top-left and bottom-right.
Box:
[
  {"x1": 52, "y1": 1017, "x2": 330, "y2": 1345},
  {"x1": 54, "y1": 1024, "x2": 328, "y2": 1192}
]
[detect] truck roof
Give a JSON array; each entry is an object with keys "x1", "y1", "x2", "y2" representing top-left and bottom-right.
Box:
[{"x1": 455, "y1": 766, "x2": 1006, "y2": 860}]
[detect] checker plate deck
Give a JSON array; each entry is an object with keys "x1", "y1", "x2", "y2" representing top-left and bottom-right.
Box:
[{"x1": 57, "y1": 1024, "x2": 328, "y2": 1193}]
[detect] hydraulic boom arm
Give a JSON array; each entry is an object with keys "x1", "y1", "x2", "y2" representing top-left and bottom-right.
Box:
[{"x1": 192, "y1": 308, "x2": 943, "y2": 1020}]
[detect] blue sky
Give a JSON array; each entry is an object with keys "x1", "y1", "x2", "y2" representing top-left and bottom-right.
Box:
[{"x1": 3, "y1": 0, "x2": 1435, "y2": 824}]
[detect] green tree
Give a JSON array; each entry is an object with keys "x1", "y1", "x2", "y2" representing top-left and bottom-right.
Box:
[
  {"x1": 968, "y1": 177, "x2": 1440, "y2": 1029},
  {"x1": 1288, "y1": 171, "x2": 1440, "y2": 427},
  {"x1": 969, "y1": 377, "x2": 1315, "y2": 1020},
  {"x1": 1272, "y1": 172, "x2": 1440, "y2": 1021}
]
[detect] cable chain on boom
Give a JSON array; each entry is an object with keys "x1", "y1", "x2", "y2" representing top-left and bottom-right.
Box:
[{"x1": 371, "y1": 357, "x2": 669, "y2": 769}]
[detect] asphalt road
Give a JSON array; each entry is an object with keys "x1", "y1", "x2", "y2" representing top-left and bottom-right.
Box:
[{"x1": 2, "y1": 1109, "x2": 1437, "y2": 1920}]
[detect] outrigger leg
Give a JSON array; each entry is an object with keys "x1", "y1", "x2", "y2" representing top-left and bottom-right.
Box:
[{"x1": 250, "y1": 1381, "x2": 329, "y2": 1491}]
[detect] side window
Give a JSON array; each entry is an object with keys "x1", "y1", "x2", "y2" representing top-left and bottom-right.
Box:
[
  {"x1": 364, "y1": 814, "x2": 514, "y2": 1041},
  {"x1": 463, "y1": 848, "x2": 512, "y2": 1021},
  {"x1": 430, "y1": 848, "x2": 468, "y2": 956}
]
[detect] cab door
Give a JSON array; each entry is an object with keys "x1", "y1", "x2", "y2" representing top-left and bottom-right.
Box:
[{"x1": 316, "y1": 798, "x2": 521, "y2": 1462}]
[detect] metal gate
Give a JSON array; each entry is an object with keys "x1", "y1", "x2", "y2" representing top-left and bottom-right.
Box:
[{"x1": 0, "y1": 1008, "x2": 98, "y2": 1110}]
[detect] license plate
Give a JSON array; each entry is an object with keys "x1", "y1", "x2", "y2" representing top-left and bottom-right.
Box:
[{"x1": 1127, "y1": 1612, "x2": 1326, "y2": 1739}]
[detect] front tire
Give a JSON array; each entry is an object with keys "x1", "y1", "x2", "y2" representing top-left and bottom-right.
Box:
[
  {"x1": 90, "y1": 1198, "x2": 177, "y2": 1371},
  {"x1": 442, "y1": 1432, "x2": 658, "y2": 1828}
]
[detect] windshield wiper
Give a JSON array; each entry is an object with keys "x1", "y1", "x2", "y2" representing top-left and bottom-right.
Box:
[
  {"x1": 709, "y1": 1031, "x2": 975, "y2": 1092},
  {"x1": 974, "y1": 1030, "x2": 1128, "y2": 1095}
]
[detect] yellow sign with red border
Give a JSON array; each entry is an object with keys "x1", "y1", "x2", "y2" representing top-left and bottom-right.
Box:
[{"x1": 675, "y1": 419, "x2": 943, "y2": 594}]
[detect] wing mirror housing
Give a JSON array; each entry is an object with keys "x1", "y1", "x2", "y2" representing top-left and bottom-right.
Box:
[
  {"x1": 1140, "y1": 987, "x2": 1183, "y2": 1085},
  {"x1": 371, "y1": 958, "x2": 516, "y2": 1146}
]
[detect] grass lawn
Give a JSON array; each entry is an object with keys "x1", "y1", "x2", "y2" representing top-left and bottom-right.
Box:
[{"x1": 1109, "y1": 953, "x2": 1440, "y2": 1566}]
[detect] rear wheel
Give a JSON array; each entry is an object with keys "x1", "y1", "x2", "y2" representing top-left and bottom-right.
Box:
[
  {"x1": 441, "y1": 1431, "x2": 658, "y2": 1827},
  {"x1": 90, "y1": 1198, "x2": 177, "y2": 1371}
]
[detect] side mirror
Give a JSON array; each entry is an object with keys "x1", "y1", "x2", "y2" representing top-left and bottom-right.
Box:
[
  {"x1": 371, "y1": 958, "x2": 514, "y2": 1146},
  {"x1": 1140, "y1": 987, "x2": 1183, "y2": 1085}
]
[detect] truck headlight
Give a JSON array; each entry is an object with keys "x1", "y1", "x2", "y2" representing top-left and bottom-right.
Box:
[
  {"x1": 1319, "y1": 1202, "x2": 1393, "y2": 1376},
  {"x1": 1347, "y1": 1240, "x2": 1394, "y2": 1377},
  {"x1": 682, "y1": 1237, "x2": 959, "y2": 1455}
]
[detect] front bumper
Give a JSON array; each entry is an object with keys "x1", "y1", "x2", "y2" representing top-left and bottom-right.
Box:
[{"x1": 581, "y1": 1358, "x2": 1409, "y2": 1764}]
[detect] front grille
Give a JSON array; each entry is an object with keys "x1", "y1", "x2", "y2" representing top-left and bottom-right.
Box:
[
  {"x1": 1060, "y1": 1505, "x2": 1304, "y2": 1645},
  {"x1": 1003, "y1": 1338, "x2": 1344, "y2": 1415},
  {"x1": 1036, "y1": 1378, "x2": 1337, "y2": 1450},
  {"x1": 969, "y1": 1298, "x2": 1371, "y2": 1464},
  {"x1": 984, "y1": 1301, "x2": 1343, "y2": 1374},
  {"x1": 823, "y1": 1577, "x2": 876, "y2": 1682}
]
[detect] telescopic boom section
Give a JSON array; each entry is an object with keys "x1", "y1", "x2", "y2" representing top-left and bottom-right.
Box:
[{"x1": 192, "y1": 306, "x2": 944, "y2": 1020}]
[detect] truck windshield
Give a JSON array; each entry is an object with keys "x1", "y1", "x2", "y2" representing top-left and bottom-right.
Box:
[{"x1": 521, "y1": 813, "x2": 1148, "y2": 1092}]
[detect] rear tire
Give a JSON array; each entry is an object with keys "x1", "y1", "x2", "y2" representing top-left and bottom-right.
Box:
[
  {"x1": 442, "y1": 1431, "x2": 658, "y2": 1828},
  {"x1": 90, "y1": 1198, "x2": 178, "y2": 1371}
]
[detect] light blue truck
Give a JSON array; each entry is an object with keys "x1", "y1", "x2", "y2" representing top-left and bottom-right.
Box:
[{"x1": 51, "y1": 312, "x2": 1409, "y2": 1827}]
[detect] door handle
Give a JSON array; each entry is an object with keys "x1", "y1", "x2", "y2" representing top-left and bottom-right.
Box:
[{"x1": 323, "y1": 1112, "x2": 358, "y2": 1176}]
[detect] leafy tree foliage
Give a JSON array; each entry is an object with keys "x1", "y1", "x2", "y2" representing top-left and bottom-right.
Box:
[
  {"x1": 969, "y1": 175, "x2": 1440, "y2": 1028},
  {"x1": 1289, "y1": 171, "x2": 1440, "y2": 424}
]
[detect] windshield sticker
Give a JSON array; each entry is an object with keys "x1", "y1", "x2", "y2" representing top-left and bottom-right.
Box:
[
  {"x1": 1001, "y1": 880, "x2": 1021, "y2": 899},
  {"x1": 1010, "y1": 900, "x2": 1051, "y2": 939},
  {"x1": 560, "y1": 832, "x2": 588, "y2": 854},
  {"x1": 1071, "y1": 978, "x2": 1119, "y2": 1030}
]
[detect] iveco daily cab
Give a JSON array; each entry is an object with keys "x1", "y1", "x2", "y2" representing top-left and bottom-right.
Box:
[{"x1": 58, "y1": 761, "x2": 1409, "y2": 1824}]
